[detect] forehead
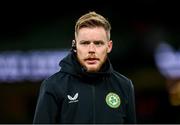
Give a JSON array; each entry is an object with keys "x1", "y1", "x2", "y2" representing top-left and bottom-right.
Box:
[{"x1": 76, "y1": 27, "x2": 107, "y2": 41}]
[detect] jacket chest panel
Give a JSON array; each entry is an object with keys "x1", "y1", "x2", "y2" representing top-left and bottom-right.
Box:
[{"x1": 60, "y1": 81, "x2": 126, "y2": 123}]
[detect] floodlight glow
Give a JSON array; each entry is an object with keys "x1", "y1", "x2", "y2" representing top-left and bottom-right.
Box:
[
  {"x1": 0, "y1": 50, "x2": 69, "y2": 83},
  {"x1": 154, "y1": 42, "x2": 180, "y2": 79}
]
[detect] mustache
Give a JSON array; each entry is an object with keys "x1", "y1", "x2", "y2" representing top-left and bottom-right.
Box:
[{"x1": 84, "y1": 56, "x2": 99, "y2": 60}]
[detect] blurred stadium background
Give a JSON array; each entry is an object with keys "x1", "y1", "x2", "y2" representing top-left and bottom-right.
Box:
[{"x1": 0, "y1": 1, "x2": 180, "y2": 123}]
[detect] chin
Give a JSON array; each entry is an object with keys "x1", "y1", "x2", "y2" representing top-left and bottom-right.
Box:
[
  {"x1": 86, "y1": 66, "x2": 100, "y2": 72},
  {"x1": 87, "y1": 69, "x2": 98, "y2": 73}
]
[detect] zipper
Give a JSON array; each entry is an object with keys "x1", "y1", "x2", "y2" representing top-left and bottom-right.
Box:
[{"x1": 92, "y1": 85, "x2": 96, "y2": 124}]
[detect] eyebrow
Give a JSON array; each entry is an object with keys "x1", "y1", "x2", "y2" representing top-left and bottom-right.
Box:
[{"x1": 79, "y1": 40, "x2": 105, "y2": 43}]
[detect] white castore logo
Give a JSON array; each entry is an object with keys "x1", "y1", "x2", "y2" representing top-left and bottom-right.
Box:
[{"x1": 67, "y1": 93, "x2": 79, "y2": 103}]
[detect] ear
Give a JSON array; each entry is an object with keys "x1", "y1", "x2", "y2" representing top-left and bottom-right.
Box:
[
  {"x1": 72, "y1": 40, "x2": 77, "y2": 52},
  {"x1": 107, "y1": 40, "x2": 113, "y2": 53}
]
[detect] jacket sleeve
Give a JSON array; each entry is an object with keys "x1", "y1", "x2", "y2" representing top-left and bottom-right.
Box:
[
  {"x1": 33, "y1": 80, "x2": 60, "y2": 124},
  {"x1": 125, "y1": 80, "x2": 136, "y2": 123}
]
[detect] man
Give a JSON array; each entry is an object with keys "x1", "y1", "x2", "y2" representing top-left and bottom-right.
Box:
[{"x1": 33, "y1": 11, "x2": 136, "y2": 124}]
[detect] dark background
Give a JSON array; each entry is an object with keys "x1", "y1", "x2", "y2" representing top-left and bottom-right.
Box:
[{"x1": 1, "y1": 1, "x2": 180, "y2": 123}]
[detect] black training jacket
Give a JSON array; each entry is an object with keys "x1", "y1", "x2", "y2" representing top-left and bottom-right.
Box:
[{"x1": 33, "y1": 51, "x2": 136, "y2": 124}]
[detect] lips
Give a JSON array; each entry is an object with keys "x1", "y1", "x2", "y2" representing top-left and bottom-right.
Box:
[{"x1": 85, "y1": 58, "x2": 99, "y2": 64}]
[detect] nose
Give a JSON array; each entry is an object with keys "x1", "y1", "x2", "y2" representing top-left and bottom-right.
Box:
[{"x1": 88, "y1": 43, "x2": 96, "y2": 53}]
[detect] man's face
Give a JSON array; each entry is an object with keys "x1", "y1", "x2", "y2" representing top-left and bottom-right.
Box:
[{"x1": 75, "y1": 27, "x2": 112, "y2": 72}]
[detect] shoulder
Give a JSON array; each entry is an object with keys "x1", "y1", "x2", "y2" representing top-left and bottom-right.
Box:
[
  {"x1": 112, "y1": 71, "x2": 131, "y2": 83},
  {"x1": 111, "y1": 71, "x2": 135, "y2": 101},
  {"x1": 43, "y1": 71, "x2": 62, "y2": 84},
  {"x1": 112, "y1": 71, "x2": 134, "y2": 90},
  {"x1": 39, "y1": 71, "x2": 67, "y2": 92}
]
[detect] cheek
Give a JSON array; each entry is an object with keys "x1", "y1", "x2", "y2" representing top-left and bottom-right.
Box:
[
  {"x1": 77, "y1": 49, "x2": 85, "y2": 59},
  {"x1": 99, "y1": 49, "x2": 108, "y2": 60}
]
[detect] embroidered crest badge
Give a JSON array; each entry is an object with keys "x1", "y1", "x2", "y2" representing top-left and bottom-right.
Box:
[{"x1": 106, "y1": 92, "x2": 121, "y2": 108}]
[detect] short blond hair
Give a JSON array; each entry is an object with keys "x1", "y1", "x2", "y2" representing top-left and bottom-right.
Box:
[{"x1": 75, "y1": 11, "x2": 111, "y2": 40}]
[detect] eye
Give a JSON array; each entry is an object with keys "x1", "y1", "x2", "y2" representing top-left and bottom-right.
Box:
[
  {"x1": 80, "y1": 41, "x2": 90, "y2": 45},
  {"x1": 94, "y1": 41, "x2": 104, "y2": 46}
]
